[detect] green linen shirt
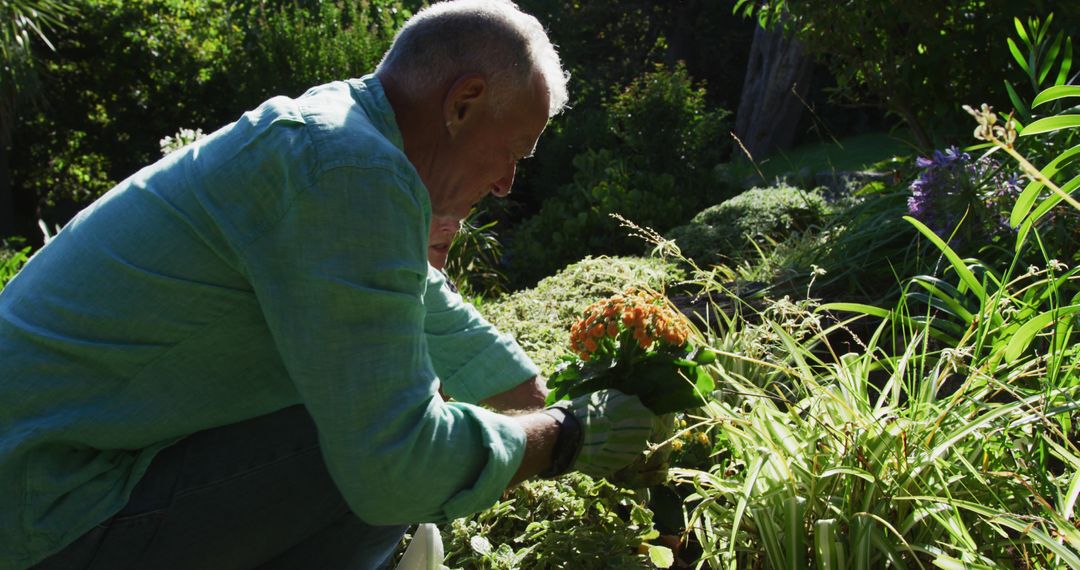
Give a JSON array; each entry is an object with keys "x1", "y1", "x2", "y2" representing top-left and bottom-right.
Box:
[{"x1": 0, "y1": 76, "x2": 537, "y2": 568}]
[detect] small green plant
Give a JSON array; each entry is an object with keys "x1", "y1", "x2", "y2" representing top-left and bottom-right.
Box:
[
  {"x1": 0, "y1": 243, "x2": 30, "y2": 289},
  {"x1": 441, "y1": 475, "x2": 667, "y2": 569},
  {"x1": 1003, "y1": 13, "x2": 1074, "y2": 127},
  {"x1": 159, "y1": 126, "x2": 205, "y2": 156},
  {"x1": 445, "y1": 209, "x2": 509, "y2": 299},
  {"x1": 506, "y1": 64, "x2": 732, "y2": 287},
  {"x1": 548, "y1": 288, "x2": 713, "y2": 415}
]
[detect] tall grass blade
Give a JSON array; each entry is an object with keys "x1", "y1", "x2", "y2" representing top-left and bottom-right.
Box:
[
  {"x1": 816, "y1": 302, "x2": 891, "y2": 319},
  {"x1": 728, "y1": 454, "x2": 768, "y2": 566},
  {"x1": 785, "y1": 496, "x2": 807, "y2": 570},
  {"x1": 1015, "y1": 174, "x2": 1080, "y2": 249},
  {"x1": 753, "y1": 506, "x2": 786, "y2": 570},
  {"x1": 904, "y1": 216, "x2": 985, "y2": 301},
  {"x1": 814, "y1": 519, "x2": 844, "y2": 570},
  {"x1": 907, "y1": 497, "x2": 1080, "y2": 569}
]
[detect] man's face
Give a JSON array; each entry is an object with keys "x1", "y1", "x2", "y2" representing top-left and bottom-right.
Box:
[
  {"x1": 428, "y1": 215, "x2": 461, "y2": 270},
  {"x1": 428, "y1": 74, "x2": 550, "y2": 220}
]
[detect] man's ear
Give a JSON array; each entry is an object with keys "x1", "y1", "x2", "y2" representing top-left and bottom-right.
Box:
[{"x1": 443, "y1": 74, "x2": 487, "y2": 137}]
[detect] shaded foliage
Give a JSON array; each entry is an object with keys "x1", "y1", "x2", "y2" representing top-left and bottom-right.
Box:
[
  {"x1": 734, "y1": 0, "x2": 1080, "y2": 149},
  {"x1": 9, "y1": 0, "x2": 410, "y2": 242},
  {"x1": 507, "y1": 64, "x2": 732, "y2": 287}
]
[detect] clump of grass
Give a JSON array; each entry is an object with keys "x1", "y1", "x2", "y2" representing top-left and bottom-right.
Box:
[{"x1": 619, "y1": 205, "x2": 1080, "y2": 567}]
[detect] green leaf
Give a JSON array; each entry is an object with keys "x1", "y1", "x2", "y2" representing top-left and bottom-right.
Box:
[
  {"x1": 1021, "y1": 114, "x2": 1080, "y2": 136},
  {"x1": 470, "y1": 535, "x2": 492, "y2": 556},
  {"x1": 1010, "y1": 144, "x2": 1080, "y2": 227},
  {"x1": 1007, "y1": 37, "x2": 1029, "y2": 73},
  {"x1": 820, "y1": 466, "x2": 876, "y2": 483},
  {"x1": 1032, "y1": 85, "x2": 1080, "y2": 107},
  {"x1": 693, "y1": 347, "x2": 717, "y2": 365},
  {"x1": 814, "y1": 519, "x2": 844, "y2": 570},
  {"x1": 1004, "y1": 80, "x2": 1031, "y2": 122},
  {"x1": 647, "y1": 544, "x2": 674, "y2": 568},
  {"x1": 816, "y1": 302, "x2": 891, "y2": 319},
  {"x1": 784, "y1": 496, "x2": 807, "y2": 570},
  {"x1": 904, "y1": 216, "x2": 985, "y2": 302},
  {"x1": 1058, "y1": 37, "x2": 1074, "y2": 85},
  {"x1": 1015, "y1": 173, "x2": 1080, "y2": 249},
  {"x1": 906, "y1": 496, "x2": 1080, "y2": 569},
  {"x1": 1039, "y1": 32, "x2": 1065, "y2": 84},
  {"x1": 1004, "y1": 304, "x2": 1080, "y2": 362}
]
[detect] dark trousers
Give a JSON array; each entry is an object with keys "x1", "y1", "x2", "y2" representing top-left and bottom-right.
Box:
[{"x1": 32, "y1": 405, "x2": 408, "y2": 570}]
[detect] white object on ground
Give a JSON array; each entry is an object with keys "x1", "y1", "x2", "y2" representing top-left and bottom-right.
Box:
[{"x1": 394, "y1": 523, "x2": 447, "y2": 570}]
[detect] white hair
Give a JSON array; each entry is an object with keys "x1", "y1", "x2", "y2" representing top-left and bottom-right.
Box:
[{"x1": 375, "y1": 0, "x2": 569, "y2": 117}]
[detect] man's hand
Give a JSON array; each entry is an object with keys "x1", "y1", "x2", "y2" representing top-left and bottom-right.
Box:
[{"x1": 480, "y1": 376, "x2": 548, "y2": 411}]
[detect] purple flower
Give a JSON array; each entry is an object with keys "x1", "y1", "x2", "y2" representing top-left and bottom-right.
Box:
[{"x1": 907, "y1": 146, "x2": 1022, "y2": 246}]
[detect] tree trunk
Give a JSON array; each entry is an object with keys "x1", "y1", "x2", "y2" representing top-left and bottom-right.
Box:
[{"x1": 734, "y1": 23, "x2": 815, "y2": 161}]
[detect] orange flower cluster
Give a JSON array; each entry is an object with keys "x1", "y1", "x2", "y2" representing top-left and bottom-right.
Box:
[{"x1": 569, "y1": 289, "x2": 691, "y2": 361}]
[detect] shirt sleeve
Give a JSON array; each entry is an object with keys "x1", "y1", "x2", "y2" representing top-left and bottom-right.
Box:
[
  {"x1": 424, "y1": 267, "x2": 538, "y2": 404},
  {"x1": 240, "y1": 165, "x2": 526, "y2": 525}
]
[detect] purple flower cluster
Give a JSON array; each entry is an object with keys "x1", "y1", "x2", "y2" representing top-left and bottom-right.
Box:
[{"x1": 907, "y1": 146, "x2": 1024, "y2": 246}]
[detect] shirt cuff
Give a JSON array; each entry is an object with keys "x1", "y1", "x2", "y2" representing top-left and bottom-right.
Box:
[{"x1": 439, "y1": 403, "x2": 526, "y2": 521}]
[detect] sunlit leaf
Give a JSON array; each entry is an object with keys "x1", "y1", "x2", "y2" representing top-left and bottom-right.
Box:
[
  {"x1": 647, "y1": 544, "x2": 674, "y2": 568},
  {"x1": 1032, "y1": 85, "x2": 1080, "y2": 108},
  {"x1": 1021, "y1": 114, "x2": 1080, "y2": 136}
]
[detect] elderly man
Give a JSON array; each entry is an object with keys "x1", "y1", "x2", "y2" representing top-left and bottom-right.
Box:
[{"x1": 1, "y1": 1, "x2": 659, "y2": 569}]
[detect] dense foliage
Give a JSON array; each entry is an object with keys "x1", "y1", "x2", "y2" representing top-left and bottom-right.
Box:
[
  {"x1": 8, "y1": 0, "x2": 410, "y2": 239},
  {"x1": 507, "y1": 64, "x2": 732, "y2": 286},
  {"x1": 733, "y1": 0, "x2": 1080, "y2": 149}
]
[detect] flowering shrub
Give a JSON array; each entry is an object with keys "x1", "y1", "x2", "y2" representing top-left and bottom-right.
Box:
[
  {"x1": 547, "y1": 288, "x2": 714, "y2": 416},
  {"x1": 906, "y1": 146, "x2": 1023, "y2": 245}
]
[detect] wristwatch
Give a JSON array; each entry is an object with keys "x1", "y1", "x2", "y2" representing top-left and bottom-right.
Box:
[{"x1": 538, "y1": 404, "x2": 583, "y2": 478}]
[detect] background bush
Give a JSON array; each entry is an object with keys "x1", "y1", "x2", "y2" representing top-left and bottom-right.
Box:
[
  {"x1": 666, "y1": 183, "x2": 830, "y2": 268},
  {"x1": 506, "y1": 64, "x2": 732, "y2": 287},
  {"x1": 9, "y1": 0, "x2": 410, "y2": 241}
]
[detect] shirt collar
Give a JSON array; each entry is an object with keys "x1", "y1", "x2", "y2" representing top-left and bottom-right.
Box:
[{"x1": 348, "y1": 74, "x2": 405, "y2": 153}]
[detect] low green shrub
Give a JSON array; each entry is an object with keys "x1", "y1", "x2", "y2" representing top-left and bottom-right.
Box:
[
  {"x1": 442, "y1": 475, "x2": 662, "y2": 569},
  {"x1": 666, "y1": 183, "x2": 830, "y2": 268}
]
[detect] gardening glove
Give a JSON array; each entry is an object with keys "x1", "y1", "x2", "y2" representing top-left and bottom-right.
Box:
[{"x1": 557, "y1": 388, "x2": 658, "y2": 480}]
